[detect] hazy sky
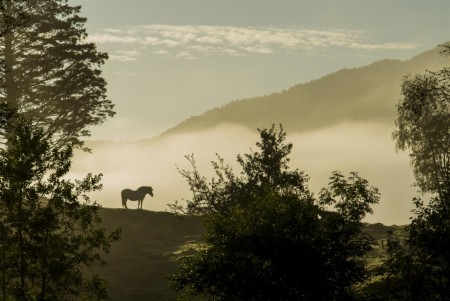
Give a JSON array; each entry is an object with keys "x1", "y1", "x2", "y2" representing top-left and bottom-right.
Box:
[{"x1": 70, "y1": 0, "x2": 450, "y2": 141}]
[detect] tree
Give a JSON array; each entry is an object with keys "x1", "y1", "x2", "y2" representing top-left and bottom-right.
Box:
[
  {"x1": 366, "y1": 43, "x2": 450, "y2": 301},
  {"x1": 169, "y1": 125, "x2": 379, "y2": 300},
  {"x1": 406, "y1": 191, "x2": 450, "y2": 299},
  {"x1": 362, "y1": 191, "x2": 450, "y2": 301},
  {"x1": 0, "y1": 115, "x2": 120, "y2": 300},
  {"x1": 392, "y1": 44, "x2": 450, "y2": 196},
  {"x1": 0, "y1": 0, "x2": 114, "y2": 149},
  {"x1": 0, "y1": 1, "x2": 28, "y2": 39},
  {"x1": 0, "y1": 2, "x2": 120, "y2": 300},
  {"x1": 169, "y1": 125, "x2": 310, "y2": 216}
]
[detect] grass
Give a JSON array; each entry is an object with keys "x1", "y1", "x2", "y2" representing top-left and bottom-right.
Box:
[
  {"x1": 96, "y1": 208, "x2": 406, "y2": 300},
  {"x1": 96, "y1": 208, "x2": 204, "y2": 301}
]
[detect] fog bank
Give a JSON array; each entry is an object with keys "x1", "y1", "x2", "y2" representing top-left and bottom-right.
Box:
[{"x1": 72, "y1": 122, "x2": 417, "y2": 225}]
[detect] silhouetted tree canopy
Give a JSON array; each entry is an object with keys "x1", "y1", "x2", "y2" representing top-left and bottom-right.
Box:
[
  {"x1": 170, "y1": 125, "x2": 310, "y2": 216},
  {"x1": 0, "y1": 0, "x2": 114, "y2": 149},
  {"x1": 170, "y1": 125, "x2": 379, "y2": 300},
  {"x1": 0, "y1": 116, "x2": 120, "y2": 300},
  {"x1": 0, "y1": 2, "x2": 120, "y2": 299},
  {"x1": 362, "y1": 190, "x2": 450, "y2": 301}
]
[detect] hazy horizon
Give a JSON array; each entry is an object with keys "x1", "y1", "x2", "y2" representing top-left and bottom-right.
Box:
[{"x1": 72, "y1": 121, "x2": 418, "y2": 225}]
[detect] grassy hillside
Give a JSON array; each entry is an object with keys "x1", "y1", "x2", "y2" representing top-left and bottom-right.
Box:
[
  {"x1": 160, "y1": 46, "x2": 448, "y2": 137},
  {"x1": 96, "y1": 208, "x2": 204, "y2": 301},
  {"x1": 95, "y1": 208, "x2": 405, "y2": 300}
]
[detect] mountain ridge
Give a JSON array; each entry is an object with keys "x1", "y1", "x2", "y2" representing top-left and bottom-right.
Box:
[{"x1": 158, "y1": 46, "x2": 448, "y2": 138}]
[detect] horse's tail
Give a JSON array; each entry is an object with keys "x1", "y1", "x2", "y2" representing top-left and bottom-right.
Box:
[{"x1": 121, "y1": 190, "x2": 127, "y2": 208}]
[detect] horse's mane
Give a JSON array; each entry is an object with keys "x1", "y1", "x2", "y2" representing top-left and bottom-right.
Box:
[{"x1": 138, "y1": 186, "x2": 152, "y2": 191}]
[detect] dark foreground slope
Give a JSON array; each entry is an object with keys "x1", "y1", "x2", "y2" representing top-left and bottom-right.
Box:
[
  {"x1": 96, "y1": 208, "x2": 204, "y2": 301},
  {"x1": 95, "y1": 208, "x2": 405, "y2": 300}
]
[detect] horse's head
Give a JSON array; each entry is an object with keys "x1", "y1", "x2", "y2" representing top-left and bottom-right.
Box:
[{"x1": 147, "y1": 186, "x2": 154, "y2": 197}]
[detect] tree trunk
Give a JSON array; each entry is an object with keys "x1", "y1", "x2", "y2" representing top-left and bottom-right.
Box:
[{"x1": 1, "y1": 246, "x2": 6, "y2": 301}]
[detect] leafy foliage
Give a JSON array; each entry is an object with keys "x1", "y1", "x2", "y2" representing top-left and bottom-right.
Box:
[
  {"x1": 0, "y1": 0, "x2": 114, "y2": 149},
  {"x1": 0, "y1": 1, "x2": 28, "y2": 38},
  {"x1": 319, "y1": 171, "x2": 379, "y2": 223},
  {"x1": 0, "y1": 116, "x2": 120, "y2": 300},
  {"x1": 169, "y1": 125, "x2": 379, "y2": 300},
  {"x1": 0, "y1": 2, "x2": 120, "y2": 299},
  {"x1": 361, "y1": 43, "x2": 450, "y2": 301},
  {"x1": 393, "y1": 44, "x2": 450, "y2": 195},
  {"x1": 169, "y1": 125, "x2": 309, "y2": 216},
  {"x1": 359, "y1": 191, "x2": 450, "y2": 301}
]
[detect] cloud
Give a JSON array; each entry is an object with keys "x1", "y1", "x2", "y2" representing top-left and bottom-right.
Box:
[
  {"x1": 350, "y1": 42, "x2": 419, "y2": 50},
  {"x1": 108, "y1": 50, "x2": 140, "y2": 62},
  {"x1": 113, "y1": 70, "x2": 140, "y2": 78},
  {"x1": 87, "y1": 25, "x2": 420, "y2": 59},
  {"x1": 175, "y1": 51, "x2": 196, "y2": 60},
  {"x1": 87, "y1": 33, "x2": 137, "y2": 44}
]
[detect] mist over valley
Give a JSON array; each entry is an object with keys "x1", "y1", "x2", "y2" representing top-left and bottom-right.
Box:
[{"x1": 72, "y1": 46, "x2": 447, "y2": 225}]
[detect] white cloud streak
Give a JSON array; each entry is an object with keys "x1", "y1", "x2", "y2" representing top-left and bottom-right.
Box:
[
  {"x1": 349, "y1": 42, "x2": 419, "y2": 50},
  {"x1": 87, "y1": 25, "x2": 420, "y2": 59},
  {"x1": 109, "y1": 50, "x2": 140, "y2": 62}
]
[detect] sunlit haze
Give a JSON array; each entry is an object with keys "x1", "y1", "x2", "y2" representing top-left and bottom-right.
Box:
[{"x1": 68, "y1": 0, "x2": 449, "y2": 225}]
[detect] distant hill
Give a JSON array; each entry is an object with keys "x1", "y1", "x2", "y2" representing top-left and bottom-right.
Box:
[
  {"x1": 160, "y1": 46, "x2": 448, "y2": 137},
  {"x1": 95, "y1": 208, "x2": 405, "y2": 301}
]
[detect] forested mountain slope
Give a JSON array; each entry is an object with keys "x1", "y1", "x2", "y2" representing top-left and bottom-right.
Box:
[{"x1": 160, "y1": 47, "x2": 447, "y2": 137}]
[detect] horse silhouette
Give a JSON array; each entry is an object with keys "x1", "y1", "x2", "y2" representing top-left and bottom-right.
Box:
[{"x1": 121, "y1": 186, "x2": 153, "y2": 209}]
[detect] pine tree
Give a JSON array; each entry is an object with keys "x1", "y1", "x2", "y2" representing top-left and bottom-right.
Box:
[
  {"x1": 0, "y1": 2, "x2": 120, "y2": 299},
  {"x1": 0, "y1": 0, "x2": 114, "y2": 149}
]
